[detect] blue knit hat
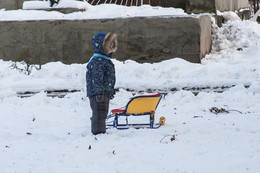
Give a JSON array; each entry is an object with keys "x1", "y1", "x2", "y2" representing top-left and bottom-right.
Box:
[{"x1": 92, "y1": 33, "x2": 106, "y2": 54}]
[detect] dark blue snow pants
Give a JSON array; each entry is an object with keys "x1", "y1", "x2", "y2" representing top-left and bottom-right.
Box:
[{"x1": 89, "y1": 94, "x2": 110, "y2": 135}]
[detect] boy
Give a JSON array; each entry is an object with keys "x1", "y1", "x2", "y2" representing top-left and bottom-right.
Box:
[{"x1": 86, "y1": 32, "x2": 117, "y2": 135}]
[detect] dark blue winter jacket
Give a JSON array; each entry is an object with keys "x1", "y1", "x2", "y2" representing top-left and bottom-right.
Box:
[{"x1": 86, "y1": 33, "x2": 116, "y2": 98}]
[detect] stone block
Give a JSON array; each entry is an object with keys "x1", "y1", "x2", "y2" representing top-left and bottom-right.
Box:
[{"x1": 0, "y1": 15, "x2": 211, "y2": 64}]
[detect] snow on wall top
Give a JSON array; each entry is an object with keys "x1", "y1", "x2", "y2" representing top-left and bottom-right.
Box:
[{"x1": 0, "y1": 0, "x2": 188, "y2": 21}]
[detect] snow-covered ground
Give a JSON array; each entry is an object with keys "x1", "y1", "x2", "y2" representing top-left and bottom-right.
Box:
[{"x1": 0, "y1": 1, "x2": 260, "y2": 173}]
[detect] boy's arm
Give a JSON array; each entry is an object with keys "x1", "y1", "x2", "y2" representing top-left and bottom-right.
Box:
[{"x1": 91, "y1": 60, "x2": 105, "y2": 94}]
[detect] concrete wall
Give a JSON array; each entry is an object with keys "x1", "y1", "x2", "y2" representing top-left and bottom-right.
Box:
[
  {"x1": 186, "y1": 0, "x2": 249, "y2": 13},
  {"x1": 0, "y1": 0, "x2": 32, "y2": 10},
  {"x1": 149, "y1": 0, "x2": 186, "y2": 9},
  {"x1": 0, "y1": 16, "x2": 212, "y2": 64},
  {"x1": 199, "y1": 16, "x2": 212, "y2": 59},
  {"x1": 186, "y1": 0, "x2": 216, "y2": 13},
  {"x1": 0, "y1": 0, "x2": 19, "y2": 10},
  {"x1": 215, "y1": 0, "x2": 249, "y2": 12}
]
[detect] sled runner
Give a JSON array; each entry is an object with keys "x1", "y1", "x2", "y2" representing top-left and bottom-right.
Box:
[{"x1": 106, "y1": 93, "x2": 163, "y2": 129}]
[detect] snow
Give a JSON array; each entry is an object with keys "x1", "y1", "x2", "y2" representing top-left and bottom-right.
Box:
[
  {"x1": 23, "y1": 0, "x2": 91, "y2": 10},
  {"x1": 0, "y1": 1, "x2": 260, "y2": 173},
  {"x1": 0, "y1": 0, "x2": 187, "y2": 21},
  {"x1": 217, "y1": 10, "x2": 241, "y2": 21}
]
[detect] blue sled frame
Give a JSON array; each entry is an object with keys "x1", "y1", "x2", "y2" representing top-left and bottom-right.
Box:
[{"x1": 106, "y1": 93, "x2": 162, "y2": 129}]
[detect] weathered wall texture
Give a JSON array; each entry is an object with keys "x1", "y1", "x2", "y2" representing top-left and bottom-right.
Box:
[
  {"x1": 186, "y1": 0, "x2": 249, "y2": 13},
  {"x1": 199, "y1": 16, "x2": 212, "y2": 59},
  {"x1": 215, "y1": 0, "x2": 249, "y2": 12},
  {"x1": 0, "y1": 0, "x2": 33, "y2": 10},
  {"x1": 0, "y1": 0, "x2": 18, "y2": 10},
  {"x1": 0, "y1": 16, "x2": 212, "y2": 64},
  {"x1": 149, "y1": 0, "x2": 186, "y2": 9},
  {"x1": 186, "y1": 0, "x2": 216, "y2": 13}
]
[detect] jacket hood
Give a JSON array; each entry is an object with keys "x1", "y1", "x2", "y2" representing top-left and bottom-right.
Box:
[{"x1": 91, "y1": 32, "x2": 118, "y2": 56}]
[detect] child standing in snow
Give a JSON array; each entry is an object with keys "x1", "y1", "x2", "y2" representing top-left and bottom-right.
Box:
[{"x1": 86, "y1": 32, "x2": 117, "y2": 135}]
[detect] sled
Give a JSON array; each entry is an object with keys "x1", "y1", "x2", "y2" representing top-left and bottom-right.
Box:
[{"x1": 106, "y1": 93, "x2": 163, "y2": 129}]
